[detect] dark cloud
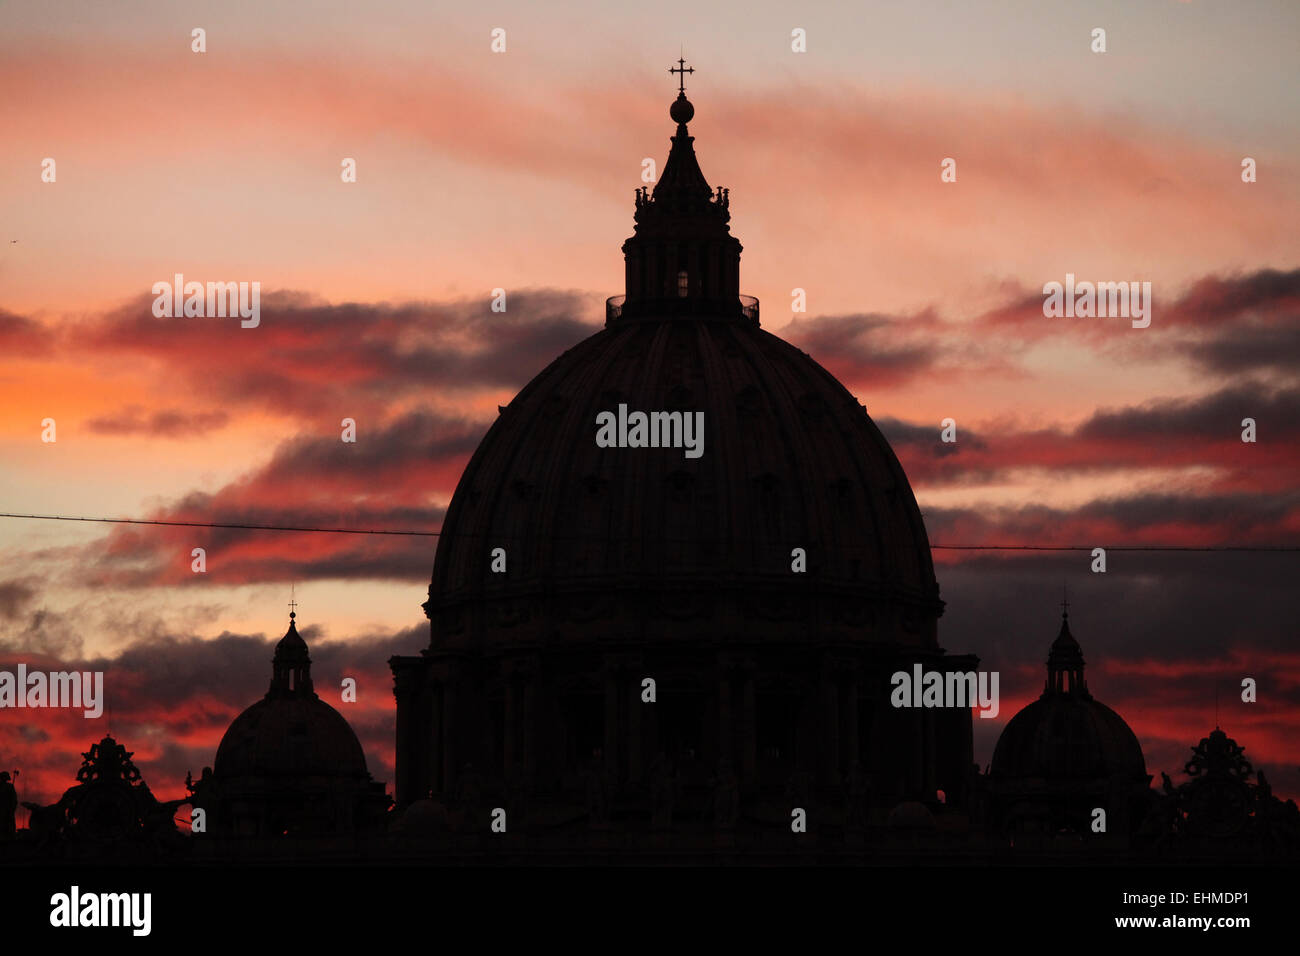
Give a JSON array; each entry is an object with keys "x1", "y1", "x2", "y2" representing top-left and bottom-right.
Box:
[
  {"x1": 969, "y1": 268, "x2": 1300, "y2": 375},
  {"x1": 76, "y1": 289, "x2": 601, "y2": 418},
  {"x1": 1167, "y1": 268, "x2": 1300, "y2": 326},
  {"x1": 924, "y1": 488, "x2": 1300, "y2": 547},
  {"x1": 781, "y1": 311, "x2": 943, "y2": 385},
  {"x1": 876, "y1": 383, "x2": 1300, "y2": 491},
  {"x1": 877, "y1": 416, "x2": 990, "y2": 459},
  {"x1": 777, "y1": 267, "x2": 1300, "y2": 396},
  {"x1": 83, "y1": 407, "x2": 480, "y2": 587},
  {"x1": 1077, "y1": 385, "x2": 1299, "y2": 442},
  {"x1": 1081, "y1": 491, "x2": 1298, "y2": 531},
  {"x1": 0, "y1": 580, "x2": 37, "y2": 619},
  {"x1": 86, "y1": 406, "x2": 230, "y2": 437},
  {"x1": 253, "y1": 407, "x2": 484, "y2": 484},
  {"x1": 1126, "y1": 268, "x2": 1300, "y2": 378},
  {"x1": 973, "y1": 291, "x2": 1047, "y2": 332},
  {"x1": 1183, "y1": 322, "x2": 1300, "y2": 376},
  {"x1": 101, "y1": 624, "x2": 421, "y2": 708},
  {"x1": 0, "y1": 309, "x2": 52, "y2": 356}
]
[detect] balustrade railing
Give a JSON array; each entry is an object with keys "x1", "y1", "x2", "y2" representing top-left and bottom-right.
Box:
[{"x1": 605, "y1": 295, "x2": 759, "y2": 325}]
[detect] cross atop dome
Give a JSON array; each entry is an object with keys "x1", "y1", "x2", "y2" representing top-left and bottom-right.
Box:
[
  {"x1": 670, "y1": 56, "x2": 693, "y2": 94},
  {"x1": 668, "y1": 57, "x2": 696, "y2": 126}
]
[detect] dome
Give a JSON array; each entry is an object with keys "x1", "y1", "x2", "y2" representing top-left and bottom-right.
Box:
[
  {"x1": 991, "y1": 611, "x2": 1146, "y2": 781},
  {"x1": 991, "y1": 695, "x2": 1146, "y2": 781},
  {"x1": 391, "y1": 67, "x2": 978, "y2": 822},
  {"x1": 194, "y1": 613, "x2": 391, "y2": 837},
  {"x1": 213, "y1": 615, "x2": 369, "y2": 779},
  {"x1": 214, "y1": 696, "x2": 368, "y2": 778},
  {"x1": 423, "y1": 80, "x2": 942, "y2": 653},
  {"x1": 424, "y1": 317, "x2": 943, "y2": 648}
]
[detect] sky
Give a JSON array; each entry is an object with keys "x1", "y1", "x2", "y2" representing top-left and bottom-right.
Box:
[{"x1": 1, "y1": 0, "x2": 1298, "y2": 816}]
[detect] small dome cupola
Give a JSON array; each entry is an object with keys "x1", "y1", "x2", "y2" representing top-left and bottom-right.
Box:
[
  {"x1": 269, "y1": 608, "x2": 314, "y2": 698},
  {"x1": 616, "y1": 58, "x2": 747, "y2": 323},
  {"x1": 1045, "y1": 597, "x2": 1089, "y2": 698}
]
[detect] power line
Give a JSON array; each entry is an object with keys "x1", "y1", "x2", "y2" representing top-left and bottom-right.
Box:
[{"x1": 1, "y1": 511, "x2": 1297, "y2": 551}]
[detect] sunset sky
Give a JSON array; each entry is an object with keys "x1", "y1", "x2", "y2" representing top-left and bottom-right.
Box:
[{"x1": 2, "y1": 0, "x2": 1298, "y2": 816}]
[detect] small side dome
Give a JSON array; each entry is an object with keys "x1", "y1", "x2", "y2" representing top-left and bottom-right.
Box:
[
  {"x1": 214, "y1": 696, "x2": 369, "y2": 778},
  {"x1": 991, "y1": 696, "x2": 1146, "y2": 781},
  {"x1": 198, "y1": 610, "x2": 391, "y2": 837},
  {"x1": 991, "y1": 607, "x2": 1146, "y2": 782},
  {"x1": 213, "y1": 612, "x2": 370, "y2": 778}
]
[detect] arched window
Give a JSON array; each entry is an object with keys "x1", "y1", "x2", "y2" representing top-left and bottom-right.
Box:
[{"x1": 677, "y1": 270, "x2": 689, "y2": 297}]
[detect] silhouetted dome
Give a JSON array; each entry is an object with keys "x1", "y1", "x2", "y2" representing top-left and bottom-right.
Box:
[
  {"x1": 426, "y1": 78, "x2": 946, "y2": 650},
  {"x1": 422, "y1": 73, "x2": 940, "y2": 652},
  {"x1": 424, "y1": 316, "x2": 943, "y2": 648},
  {"x1": 991, "y1": 611, "x2": 1146, "y2": 781},
  {"x1": 992, "y1": 696, "x2": 1145, "y2": 780},
  {"x1": 390, "y1": 67, "x2": 980, "y2": 834},
  {"x1": 213, "y1": 615, "x2": 368, "y2": 779},
  {"x1": 196, "y1": 613, "x2": 391, "y2": 838},
  {"x1": 214, "y1": 696, "x2": 368, "y2": 778}
]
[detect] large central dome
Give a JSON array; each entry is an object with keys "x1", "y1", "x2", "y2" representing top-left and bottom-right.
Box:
[
  {"x1": 424, "y1": 90, "x2": 942, "y2": 653},
  {"x1": 393, "y1": 70, "x2": 973, "y2": 822}
]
